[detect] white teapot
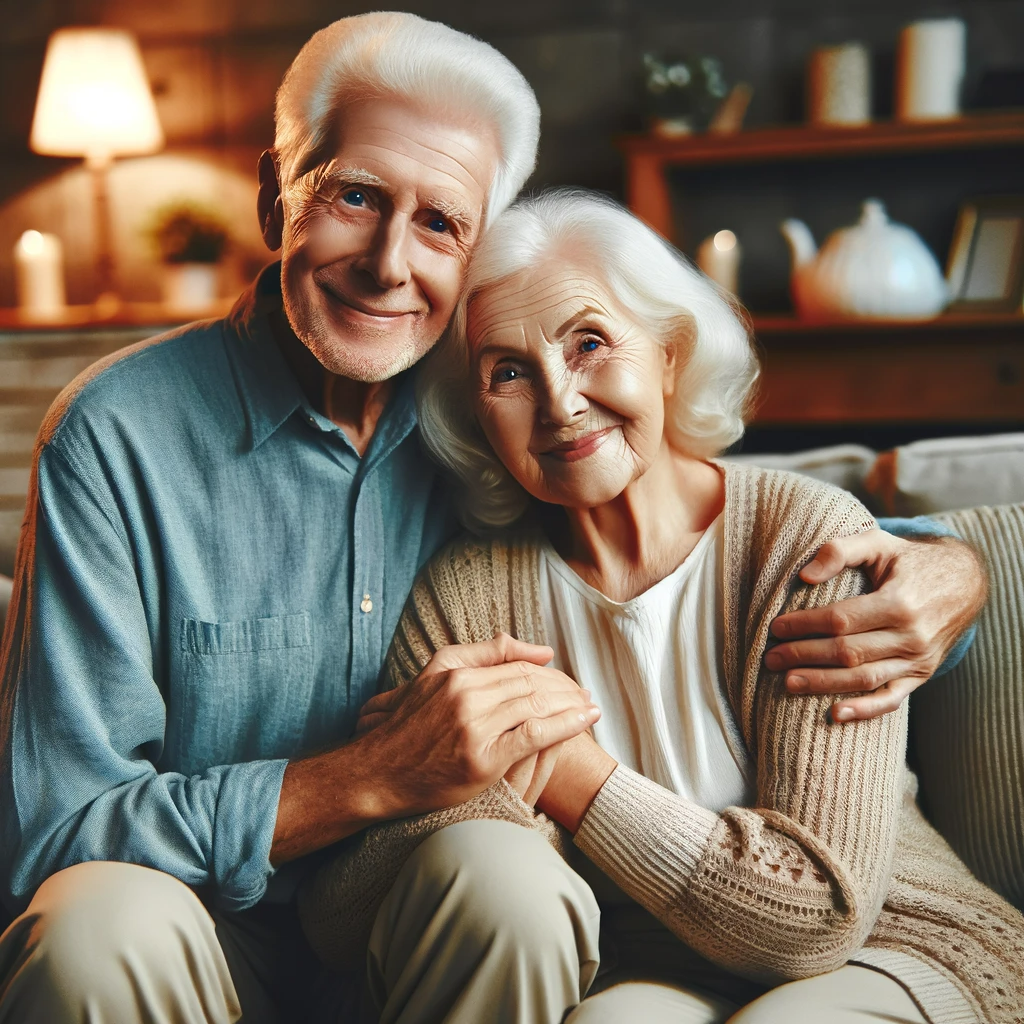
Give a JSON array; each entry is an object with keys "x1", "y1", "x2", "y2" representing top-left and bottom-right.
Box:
[{"x1": 780, "y1": 199, "x2": 948, "y2": 321}]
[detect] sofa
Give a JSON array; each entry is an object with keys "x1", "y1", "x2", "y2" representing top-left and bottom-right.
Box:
[{"x1": 0, "y1": 432, "x2": 1022, "y2": 915}]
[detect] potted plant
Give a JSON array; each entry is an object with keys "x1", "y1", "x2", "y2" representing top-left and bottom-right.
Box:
[
  {"x1": 642, "y1": 53, "x2": 730, "y2": 136},
  {"x1": 148, "y1": 201, "x2": 230, "y2": 314}
]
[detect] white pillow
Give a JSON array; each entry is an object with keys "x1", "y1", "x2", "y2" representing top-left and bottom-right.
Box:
[
  {"x1": 867, "y1": 433, "x2": 1024, "y2": 516},
  {"x1": 723, "y1": 444, "x2": 877, "y2": 507}
]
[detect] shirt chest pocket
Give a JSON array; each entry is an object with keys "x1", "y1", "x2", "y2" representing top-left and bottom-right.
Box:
[{"x1": 174, "y1": 612, "x2": 314, "y2": 772}]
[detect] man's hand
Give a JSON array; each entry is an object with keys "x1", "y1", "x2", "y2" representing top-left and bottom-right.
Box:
[
  {"x1": 766, "y1": 529, "x2": 986, "y2": 723},
  {"x1": 356, "y1": 633, "x2": 600, "y2": 813},
  {"x1": 271, "y1": 633, "x2": 599, "y2": 865}
]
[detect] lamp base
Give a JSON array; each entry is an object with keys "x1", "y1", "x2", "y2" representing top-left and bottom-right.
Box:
[
  {"x1": 93, "y1": 291, "x2": 121, "y2": 318},
  {"x1": 88, "y1": 156, "x2": 117, "y2": 304}
]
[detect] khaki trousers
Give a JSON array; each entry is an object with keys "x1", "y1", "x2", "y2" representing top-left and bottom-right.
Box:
[
  {"x1": 571, "y1": 895, "x2": 929, "y2": 1024},
  {"x1": 567, "y1": 968, "x2": 928, "y2": 1024},
  {"x1": 0, "y1": 820, "x2": 927, "y2": 1023},
  {"x1": 0, "y1": 820, "x2": 600, "y2": 1023}
]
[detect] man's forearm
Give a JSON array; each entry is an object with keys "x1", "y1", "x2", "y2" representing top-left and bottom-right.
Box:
[{"x1": 271, "y1": 733, "x2": 403, "y2": 866}]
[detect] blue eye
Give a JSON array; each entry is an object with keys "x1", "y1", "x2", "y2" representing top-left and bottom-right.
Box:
[
  {"x1": 580, "y1": 338, "x2": 600, "y2": 353},
  {"x1": 342, "y1": 190, "x2": 365, "y2": 207},
  {"x1": 493, "y1": 366, "x2": 521, "y2": 384},
  {"x1": 428, "y1": 216, "x2": 449, "y2": 233}
]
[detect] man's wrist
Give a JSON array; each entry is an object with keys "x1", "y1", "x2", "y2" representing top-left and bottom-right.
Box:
[{"x1": 271, "y1": 730, "x2": 404, "y2": 866}]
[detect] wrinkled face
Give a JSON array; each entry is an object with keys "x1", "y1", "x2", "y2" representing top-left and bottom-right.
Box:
[
  {"x1": 279, "y1": 97, "x2": 499, "y2": 382},
  {"x1": 468, "y1": 261, "x2": 677, "y2": 508}
]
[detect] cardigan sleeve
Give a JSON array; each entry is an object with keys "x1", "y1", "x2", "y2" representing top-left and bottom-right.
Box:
[{"x1": 574, "y1": 559, "x2": 908, "y2": 984}]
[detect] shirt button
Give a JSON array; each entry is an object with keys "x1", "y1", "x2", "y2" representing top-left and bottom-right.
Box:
[{"x1": 360, "y1": 593, "x2": 373, "y2": 614}]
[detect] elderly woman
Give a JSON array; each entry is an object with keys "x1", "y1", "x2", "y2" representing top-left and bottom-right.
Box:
[{"x1": 301, "y1": 191, "x2": 1024, "y2": 1022}]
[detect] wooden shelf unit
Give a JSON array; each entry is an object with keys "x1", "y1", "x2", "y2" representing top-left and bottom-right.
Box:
[
  {"x1": 0, "y1": 300, "x2": 231, "y2": 332},
  {"x1": 617, "y1": 113, "x2": 1024, "y2": 431},
  {"x1": 618, "y1": 111, "x2": 1024, "y2": 241},
  {"x1": 746, "y1": 315, "x2": 1024, "y2": 426}
]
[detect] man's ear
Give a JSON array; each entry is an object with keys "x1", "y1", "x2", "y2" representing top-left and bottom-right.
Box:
[{"x1": 257, "y1": 150, "x2": 284, "y2": 252}]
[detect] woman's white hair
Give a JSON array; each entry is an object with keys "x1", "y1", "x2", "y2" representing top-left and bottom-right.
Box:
[
  {"x1": 274, "y1": 12, "x2": 540, "y2": 224},
  {"x1": 417, "y1": 188, "x2": 761, "y2": 530}
]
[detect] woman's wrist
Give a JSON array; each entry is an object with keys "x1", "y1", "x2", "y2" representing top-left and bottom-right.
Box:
[{"x1": 536, "y1": 737, "x2": 617, "y2": 834}]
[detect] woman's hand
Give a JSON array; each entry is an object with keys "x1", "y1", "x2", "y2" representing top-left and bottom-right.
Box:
[
  {"x1": 535, "y1": 732, "x2": 617, "y2": 833},
  {"x1": 505, "y1": 744, "x2": 566, "y2": 807}
]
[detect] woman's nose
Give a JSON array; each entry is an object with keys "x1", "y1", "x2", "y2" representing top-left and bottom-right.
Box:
[
  {"x1": 358, "y1": 216, "x2": 411, "y2": 290},
  {"x1": 540, "y1": 372, "x2": 588, "y2": 426}
]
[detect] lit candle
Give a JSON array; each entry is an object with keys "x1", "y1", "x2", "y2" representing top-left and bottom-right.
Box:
[
  {"x1": 697, "y1": 229, "x2": 742, "y2": 296},
  {"x1": 14, "y1": 230, "x2": 66, "y2": 320}
]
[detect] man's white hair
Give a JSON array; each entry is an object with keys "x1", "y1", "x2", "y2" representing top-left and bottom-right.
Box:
[
  {"x1": 416, "y1": 189, "x2": 761, "y2": 530},
  {"x1": 274, "y1": 12, "x2": 540, "y2": 224}
]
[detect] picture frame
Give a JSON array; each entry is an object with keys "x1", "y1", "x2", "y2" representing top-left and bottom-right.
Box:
[{"x1": 946, "y1": 196, "x2": 1024, "y2": 313}]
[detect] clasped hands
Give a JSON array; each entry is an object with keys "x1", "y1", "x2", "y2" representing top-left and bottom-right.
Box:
[
  {"x1": 357, "y1": 633, "x2": 612, "y2": 830},
  {"x1": 356, "y1": 528, "x2": 985, "y2": 828}
]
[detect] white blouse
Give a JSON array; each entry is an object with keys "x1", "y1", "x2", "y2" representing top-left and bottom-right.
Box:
[{"x1": 538, "y1": 514, "x2": 753, "y2": 813}]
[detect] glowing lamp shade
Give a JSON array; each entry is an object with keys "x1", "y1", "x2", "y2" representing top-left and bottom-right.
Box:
[{"x1": 30, "y1": 28, "x2": 163, "y2": 164}]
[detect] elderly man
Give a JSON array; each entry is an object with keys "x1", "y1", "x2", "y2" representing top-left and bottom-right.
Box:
[{"x1": 0, "y1": 12, "x2": 984, "y2": 1024}]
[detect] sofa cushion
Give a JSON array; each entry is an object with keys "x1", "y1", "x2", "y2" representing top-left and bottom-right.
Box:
[
  {"x1": 912, "y1": 503, "x2": 1024, "y2": 911},
  {"x1": 866, "y1": 433, "x2": 1024, "y2": 516},
  {"x1": 723, "y1": 444, "x2": 878, "y2": 510}
]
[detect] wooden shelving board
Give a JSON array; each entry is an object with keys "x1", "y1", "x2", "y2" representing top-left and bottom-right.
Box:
[
  {"x1": 618, "y1": 111, "x2": 1024, "y2": 166},
  {"x1": 751, "y1": 312, "x2": 1024, "y2": 336},
  {"x1": 0, "y1": 299, "x2": 233, "y2": 332}
]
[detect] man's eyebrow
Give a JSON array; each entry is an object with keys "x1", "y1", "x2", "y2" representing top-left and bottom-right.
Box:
[
  {"x1": 330, "y1": 166, "x2": 390, "y2": 190},
  {"x1": 424, "y1": 195, "x2": 475, "y2": 233},
  {"x1": 555, "y1": 305, "x2": 604, "y2": 338},
  {"x1": 316, "y1": 164, "x2": 390, "y2": 194},
  {"x1": 289, "y1": 163, "x2": 390, "y2": 204}
]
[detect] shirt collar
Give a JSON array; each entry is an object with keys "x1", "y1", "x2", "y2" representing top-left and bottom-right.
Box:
[{"x1": 224, "y1": 263, "x2": 419, "y2": 458}]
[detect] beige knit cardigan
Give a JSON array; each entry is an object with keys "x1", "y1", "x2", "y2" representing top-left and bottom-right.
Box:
[{"x1": 299, "y1": 464, "x2": 1024, "y2": 1024}]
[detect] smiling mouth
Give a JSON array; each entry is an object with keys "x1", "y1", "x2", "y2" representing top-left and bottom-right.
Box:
[
  {"x1": 319, "y1": 283, "x2": 417, "y2": 321},
  {"x1": 540, "y1": 426, "x2": 617, "y2": 463}
]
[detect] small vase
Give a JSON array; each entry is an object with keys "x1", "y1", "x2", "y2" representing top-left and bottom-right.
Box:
[
  {"x1": 896, "y1": 19, "x2": 966, "y2": 122},
  {"x1": 162, "y1": 262, "x2": 220, "y2": 315}
]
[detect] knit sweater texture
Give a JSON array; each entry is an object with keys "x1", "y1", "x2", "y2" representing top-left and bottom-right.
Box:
[{"x1": 299, "y1": 464, "x2": 1024, "y2": 1023}]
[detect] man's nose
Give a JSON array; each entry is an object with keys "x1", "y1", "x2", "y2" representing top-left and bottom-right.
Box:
[
  {"x1": 359, "y1": 216, "x2": 411, "y2": 290},
  {"x1": 540, "y1": 371, "x2": 588, "y2": 425}
]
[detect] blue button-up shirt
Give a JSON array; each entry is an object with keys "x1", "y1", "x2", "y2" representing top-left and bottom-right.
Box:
[{"x1": 0, "y1": 268, "x2": 456, "y2": 912}]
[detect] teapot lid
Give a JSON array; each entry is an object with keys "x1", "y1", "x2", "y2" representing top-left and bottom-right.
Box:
[{"x1": 859, "y1": 199, "x2": 888, "y2": 227}]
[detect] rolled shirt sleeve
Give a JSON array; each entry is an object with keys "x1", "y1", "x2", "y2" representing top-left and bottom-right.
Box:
[
  {"x1": 0, "y1": 442, "x2": 285, "y2": 913},
  {"x1": 876, "y1": 515, "x2": 976, "y2": 676}
]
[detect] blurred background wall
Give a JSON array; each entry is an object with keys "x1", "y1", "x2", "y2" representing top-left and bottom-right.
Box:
[{"x1": 2, "y1": 0, "x2": 1022, "y2": 307}]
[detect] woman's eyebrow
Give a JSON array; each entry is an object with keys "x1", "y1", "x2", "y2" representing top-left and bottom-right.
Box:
[
  {"x1": 555, "y1": 305, "x2": 604, "y2": 339},
  {"x1": 472, "y1": 335, "x2": 522, "y2": 358}
]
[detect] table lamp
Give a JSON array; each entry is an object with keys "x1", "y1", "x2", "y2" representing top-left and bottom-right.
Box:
[{"x1": 30, "y1": 27, "x2": 164, "y2": 311}]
